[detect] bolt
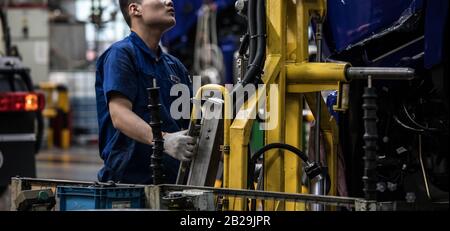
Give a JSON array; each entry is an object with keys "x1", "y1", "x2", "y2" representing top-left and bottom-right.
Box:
[
  {"x1": 405, "y1": 192, "x2": 416, "y2": 203},
  {"x1": 376, "y1": 182, "x2": 386, "y2": 193},
  {"x1": 387, "y1": 182, "x2": 397, "y2": 192}
]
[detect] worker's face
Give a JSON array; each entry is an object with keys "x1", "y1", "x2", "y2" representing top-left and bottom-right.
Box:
[{"x1": 134, "y1": 0, "x2": 175, "y2": 31}]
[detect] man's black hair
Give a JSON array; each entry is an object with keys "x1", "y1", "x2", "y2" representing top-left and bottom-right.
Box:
[{"x1": 119, "y1": 0, "x2": 142, "y2": 27}]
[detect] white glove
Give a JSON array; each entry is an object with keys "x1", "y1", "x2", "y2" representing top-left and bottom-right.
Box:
[{"x1": 163, "y1": 130, "x2": 196, "y2": 162}]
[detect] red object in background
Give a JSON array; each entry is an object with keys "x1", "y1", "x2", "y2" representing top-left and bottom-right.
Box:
[{"x1": 0, "y1": 92, "x2": 45, "y2": 112}]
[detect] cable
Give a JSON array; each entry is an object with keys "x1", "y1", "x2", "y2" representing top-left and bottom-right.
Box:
[
  {"x1": 247, "y1": 143, "x2": 323, "y2": 191},
  {"x1": 241, "y1": 0, "x2": 266, "y2": 85},
  {"x1": 238, "y1": 33, "x2": 250, "y2": 56},
  {"x1": 402, "y1": 104, "x2": 442, "y2": 132},
  {"x1": 393, "y1": 115, "x2": 425, "y2": 133},
  {"x1": 247, "y1": 0, "x2": 257, "y2": 65},
  {"x1": 418, "y1": 135, "x2": 432, "y2": 200},
  {"x1": 230, "y1": 0, "x2": 266, "y2": 116},
  {"x1": 250, "y1": 143, "x2": 310, "y2": 164}
]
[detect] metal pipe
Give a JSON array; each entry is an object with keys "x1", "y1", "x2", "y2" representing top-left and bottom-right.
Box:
[
  {"x1": 346, "y1": 67, "x2": 415, "y2": 81},
  {"x1": 311, "y1": 22, "x2": 325, "y2": 211},
  {"x1": 160, "y1": 184, "x2": 360, "y2": 207}
]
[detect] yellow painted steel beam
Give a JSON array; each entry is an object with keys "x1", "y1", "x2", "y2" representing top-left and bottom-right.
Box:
[
  {"x1": 262, "y1": 56, "x2": 282, "y2": 84},
  {"x1": 287, "y1": 84, "x2": 339, "y2": 93},
  {"x1": 286, "y1": 0, "x2": 299, "y2": 62},
  {"x1": 264, "y1": 73, "x2": 285, "y2": 211},
  {"x1": 286, "y1": 63, "x2": 348, "y2": 83},
  {"x1": 228, "y1": 90, "x2": 263, "y2": 210},
  {"x1": 264, "y1": 0, "x2": 287, "y2": 211},
  {"x1": 227, "y1": 55, "x2": 281, "y2": 210},
  {"x1": 323, "y1": 131, "x2": 338, "y2": 196},
  {"x1": 284, "y1": 94, "x2": 305, "y2": 211}
]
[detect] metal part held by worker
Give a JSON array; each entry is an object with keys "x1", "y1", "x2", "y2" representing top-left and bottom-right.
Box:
[
  {"x1": 148, "y1": 79, "x2": 165, "y2": 185},
  {"x1": 176, "y1": 118, "x2": 201, "y2": 185},
  {"x1": 362, "y1": 77, "x2": 378, "y2": 200}
]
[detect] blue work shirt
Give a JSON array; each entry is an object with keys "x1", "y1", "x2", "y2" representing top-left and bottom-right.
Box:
[{"x1": 95, "y1": 31, "x2": 192, "y2": 184}]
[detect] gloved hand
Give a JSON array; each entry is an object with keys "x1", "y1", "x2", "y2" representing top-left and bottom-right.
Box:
[{"x1": 163, "y1": 130, "x2": 197, "y2": 162}]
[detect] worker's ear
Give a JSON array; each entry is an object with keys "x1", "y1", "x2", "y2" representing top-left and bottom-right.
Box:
[{"x1": 129, "y1": 3, "x2": 142, "y2": 16}]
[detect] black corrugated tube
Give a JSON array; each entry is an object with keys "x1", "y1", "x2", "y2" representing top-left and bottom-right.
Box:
[
  {"x1": 362, "y1": 87, "x2": 379, "y2": 200},
  {"x1": 148, "y1": 81, "x2": 165, "y2": 185}
]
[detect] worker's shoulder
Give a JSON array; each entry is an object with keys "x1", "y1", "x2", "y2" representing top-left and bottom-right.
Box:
[
  {"x1": 97, "y1": 38, "x2": 134, "y2": 66},
  {"x1": 96, "y1": 38, "x2": 135, "y2": 71},
  {"x1": 105, "y1": 38, "x2": 135, "y2": 56}
]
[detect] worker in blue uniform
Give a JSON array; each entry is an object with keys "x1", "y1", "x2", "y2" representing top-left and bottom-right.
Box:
[{"x1": 95, "y1": 0, "x2": 195, "y2": 184}]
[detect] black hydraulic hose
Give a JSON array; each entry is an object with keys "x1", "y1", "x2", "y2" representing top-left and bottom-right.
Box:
[
  {"x1": 148, "y1": 80, "x2": 165, "y2": 185},
  {"x1": 250, "y1": 143, "x2": 310, "y2": 164},
  {"x1": 230, "y1": 0, "x2": 266, "y2": 117},
  {"x1": 242, "y1": 0, "x2": 266, "y2": 85},
  {"x1": 247, "y1": 0, "x2": 257, "y2": 65},
  {"x1": 247, "y1": 143, "x2": 323, "y2": 190},
  {"x1": 238, "y1": 33, "x2": 250, "y2": 56}
]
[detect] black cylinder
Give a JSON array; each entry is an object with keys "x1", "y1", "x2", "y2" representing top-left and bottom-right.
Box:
[
  {"x1": 148, "y1": 85, "x2": 165, "y2": 185},
  {"x1": 362, "y1": 87, "x2": 379, "y2": 200}
]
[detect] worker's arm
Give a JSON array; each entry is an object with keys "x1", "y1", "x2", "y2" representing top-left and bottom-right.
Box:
[
  {"x1": 108, "y1": 92, "x2": 196, "y2": 161},
  {"x1": 109, "y1": 92, "x2": 153, "y2": 145}
]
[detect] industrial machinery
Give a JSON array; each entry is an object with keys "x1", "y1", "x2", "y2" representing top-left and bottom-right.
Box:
[
  {"x1": 175, "y1": 0, "x2": 448, "y2": 211},
  {"x1": 8, "y1": 0, "x2": 448, "y2": 212}
]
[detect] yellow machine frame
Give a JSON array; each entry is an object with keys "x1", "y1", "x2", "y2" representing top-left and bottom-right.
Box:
[{"x1": 225, "y1": 0, "x2": 350, "y2": 211}]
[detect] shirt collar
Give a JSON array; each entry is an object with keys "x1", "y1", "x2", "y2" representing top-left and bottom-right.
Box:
[{"x1": 129, "y1": 31, "x2": 163, "y2": 61}]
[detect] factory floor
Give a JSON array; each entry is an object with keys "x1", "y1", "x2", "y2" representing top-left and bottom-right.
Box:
[
  {"x1": 35, "y1": 145, "x2": 103, "y2": 181},
  {"x1": 0, "y1": 145, "x2": 103, "y2": 211}
]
